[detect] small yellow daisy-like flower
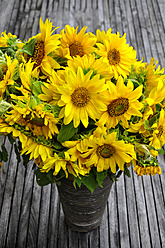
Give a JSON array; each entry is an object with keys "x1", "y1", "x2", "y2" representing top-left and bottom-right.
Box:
[
  {"x1": 67, "y1": 54, "x2": 113, "y2": 80},
  {"x1": 0, "y1": 31, "x2": 17, "y2": 47},
  {"x1": 96, "y1": 32, "x2": 137, "y2": 79},
  {"x1": 79, "y1": 131, "x2": 136, "y2": 173},
  {"x1": 0, "y1": 55, "x2": 18, "y2": 97},
  {"x1": 57, "y1": 25, "x2": 97, "y2": 60},
  {"x1": 97, "y1": 76, "x2": 143, "y2": 129},
  {"x1": 26, "y1": 17, "x2": 61, "y2": 76},
  {"x1": 149, "y1": 109, "x2": 165, "y2": 149},
  {"x1": 133, "y1": 164, "x2": 161, "y2": 176},
  {"x1": 57, "y1": 67, "x2": 107, "y2": 128}
]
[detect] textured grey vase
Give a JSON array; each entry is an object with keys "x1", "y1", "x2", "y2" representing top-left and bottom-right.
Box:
[{"x1": 57, "y1": 177, "x2": 114, "y2": 232}]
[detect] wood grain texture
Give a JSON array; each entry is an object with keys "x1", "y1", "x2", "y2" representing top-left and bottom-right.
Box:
[{"x1": 0, "y1": 0, "x2": 165, "y2": 247}]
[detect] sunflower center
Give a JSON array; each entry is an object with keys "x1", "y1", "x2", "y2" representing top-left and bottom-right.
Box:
[
  {"x1": 108, "y1": 48, "x2": 120, "y2": 65},
  {"x1": 69, "y1": 42, "x2": 84, "y2": 57},
  {"x1": 71, "y1": 87, "x2": 90, "y2": 107},
  {"x1": 30, "y1": 40, "x2": 45, "y2": 68},
  {"x1": 108, "y1": 98, "x2": 129, "y2": 117},
  {"x1": 97, "y1": 144, "x2": 115, "y2": 158}
]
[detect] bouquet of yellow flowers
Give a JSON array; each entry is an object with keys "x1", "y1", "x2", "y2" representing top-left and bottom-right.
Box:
[{"x1": 0, "y1": 18, "x2": 164, "y2": 192}]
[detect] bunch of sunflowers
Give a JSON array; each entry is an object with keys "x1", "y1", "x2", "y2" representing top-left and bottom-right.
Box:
[{"x1": 0, "y1": 18, "x2": 164, "y2": 191}]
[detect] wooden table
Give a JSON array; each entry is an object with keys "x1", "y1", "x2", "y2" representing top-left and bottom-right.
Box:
[{"x1": 0, "y1": 0, "x2": 165, "y2": 247}]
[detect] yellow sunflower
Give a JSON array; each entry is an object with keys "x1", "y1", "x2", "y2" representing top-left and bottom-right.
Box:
[
  {"x1": 79, "y1": 131, "x2": 136, "y2": 173},
  {"x1": 97, "y1": 76, "x2": 143, "y2": 129},
  {"x1": 0, "y1": 55, "x2": 18, "y2": 97},
  {"x1": 26, "y1": 17, "x2": 61, "y2": 76},
  {"x1": 95, "y1": 28, "x2": 112, "y2": 43},
  {"x1": 39, "y1": 70, "x2": 63, "y2": 104},
  {"x1": 0, "y1": 31, "x2": 17, "y2": 47},
  {"x1": 57, "y1": 67, "x2": 107, "y2": 128},
  {"x1": 128, "y1": 106, "x2": 153, "y2": 137},
  {"x1": 96, "y1": 32, "x2": 137, "y2": 79},
  {"x1": 21, "y1": 137, "x2": 53, "y2": 162},
  {"x1": 144, "y1": 58, "x2": 165, "y2": 93},
  {"x1": 0, "y1": 118, "x2": 28, "y2": 148},
  {"x1": 41, "y1": 152, "x2": 89, "y2": 177},
  {"x1": 5, "y1": 103, "x2": 59, "y2": 139},
  {"x1": 149, "y1": 109, "x2": 165, "y2": 149},
  {"x1": 56, "y1": 25, "x2": 97, "y2": 60},
  {"x1": 67, "y1": 54, "x2": 113, "y2": 80},
  {"x1": 145, "y1": 80, "x2": 165, "y2": 107}
]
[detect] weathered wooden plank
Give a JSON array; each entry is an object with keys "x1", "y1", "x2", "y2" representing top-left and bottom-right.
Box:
[
  {"x1": 68, "y1": 229, "x2": 79, "y2": 248},
  {"x1": 132, "y1": 173, "x2": 152, "y2": 248},
  {"x1": 5, "y1": 158, "x2": 26, "y2": 248},
  {"x1": 97, "y1": 0, "x2": 105, "y2": 31},
  {"x1": 15, "y1": 167, "x2": 35, "y2": 248},
  {"x1": 124, "y1": 169, "x2": 141, "y2": 248},
  {"x1": 142, "y1": 176, "x2": 162, "y2": 248},
  {"x1": 0, "y1": 140, "x2": 18, "y2": 248},
  {"x1": 47, "y1": 184, "x2": 61, "y2": 248},
  {"x1": 89, "y1": 228, "x2": 99, "y2": 248},
  {"x1": 122, "y1": 0, "x2": 137, "y2": 49},
  {"x1": 129, "y1": 0, "x2": 146, "y2": 60},
  {"x1": 0, "y1": 138, "x2": 10, "y2": 213},
  {"x1": 99, "y1": 203, "x2": 110, "y2": 248},
  {"x1": 108, "y1": 183, "x2": 120, "y2": 248},
  {"x1": 102, "y1": 0, "x2": 110, "y2": 31},
  {"x1": 57, "y1": 206, "x2": 69, "y2": 248},
  {"x1": 116, "y1": 175, "x2": 131, "y2": 248},
  {"x1": 147, "y1": 0, "x2": 165, "y2": 66},
  {"x1": 156, "y1": 0, "x2": 165, "y2": 33},
  {"x1": 26, "y1": 176, "x2": 41, "y2": 248},
  {"x1": 151, "y1": 174, "x2": 165, "y2": 247},
  {"x1": 0, "y1": 0, "x2": 15, "y2": 34},
  {"x1": 158, "y1": 154, "x2": 165, "y2": 205}
]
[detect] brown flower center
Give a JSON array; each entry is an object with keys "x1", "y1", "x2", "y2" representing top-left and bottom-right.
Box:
[
  {"x1": 29, "y1": 40, "x2": 45, "y2": 68},
  {"x1": 69, "y1": 42, "x2": 84, "y2": 57},
  {"x1": 97, "y1": 144, "x2": 115, "y2": 158},
  {"x1": 71, "y1": 87, "x2": 90, "y2": 107},
  {"x1": 107, "y1": 48, "x2": 120, "y2": 65},
  {"x1": 108, "y1": 98, "x2": 129, "y2": 117}
]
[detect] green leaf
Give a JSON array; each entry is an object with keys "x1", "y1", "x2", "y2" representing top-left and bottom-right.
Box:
[
  {"x1": 1, "y1": 143, "x2": 8, "y2": 162},
  {"x1": 0, "y1": 151, "x2": 3, "y2": 161},
  {"x1": 0, "y1": 100, "x2": 12, "y2": 115},
  {"x1": 31, "y1": 81, "x2": 44, "y2": 96},
  {"x1": 7, "y1": 134, "x2": 15, "y2": 144},
  {"x1": 158, "y1": 147, "x2": 164, "y2": 155},
  {"x1": 14, "y1": 143, "x2": 21, "y2": 163},
  {"x1": 124, "y1": 164, "x2": 131, "y2": 178},
  {"x1": 57, "y1": 122, "x2": 78, "y2": 143},
  {"x1": 35, "y1": 168, "x2": 55, "y2": 186},
  {"x1": 74, "y1": 171, "x2": 98, "y2": 193},
  {"x1": 96, "y1": 171, "x2": 107, "y2": 187},
  {"x1": 20, "y1": 38, "x2": 37, "y2": 56}
]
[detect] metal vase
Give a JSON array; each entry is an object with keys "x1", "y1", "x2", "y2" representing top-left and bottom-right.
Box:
[{"x1": 56, "y1": 177, "x2": 114, "y2": 232}]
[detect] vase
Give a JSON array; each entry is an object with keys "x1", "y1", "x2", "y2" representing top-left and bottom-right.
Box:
[{"x1": 56, "y1": 177, "x2": 114, "y2": 232}]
